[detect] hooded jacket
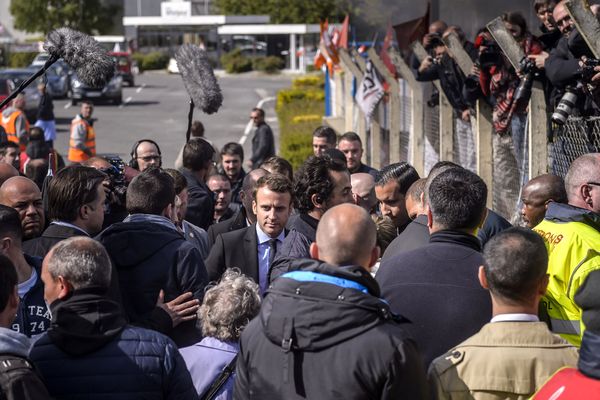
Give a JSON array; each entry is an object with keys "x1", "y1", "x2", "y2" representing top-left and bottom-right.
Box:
[
  {"x1": 234, "y1": 260, "x2": 429, "y2": 399},
  {"x1": 96, "y1": 218, "x2": 208, "y2": 347},
  {"x1": 0, "y1": 327, "x2": 50, "y2": 400},
  {"x1": 29, "y1": 287, "x2": 197, "y2": 400},
  {"x1": 12, "y1": 255, "x2": 50, "y2": 338}
]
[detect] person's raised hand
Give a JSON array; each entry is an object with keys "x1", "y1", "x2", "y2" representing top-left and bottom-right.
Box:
[{"x1": 156, "y1": 290, "x2": 200, "y2": 328}]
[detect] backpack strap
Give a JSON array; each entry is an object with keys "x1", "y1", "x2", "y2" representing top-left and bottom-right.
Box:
[{"x1": 200, "y1": 354, "x2": 238, "y2": 400}]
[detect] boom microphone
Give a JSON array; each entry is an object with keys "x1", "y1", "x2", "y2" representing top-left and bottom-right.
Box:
[
  {"x1": 175, "y1": 44, "x2": 223, "y2": 115},
  {"x1": 44, "y1": 28, "x2": 115, "y2": 88},
  {"x1": 0, "y1": 28, "x2": 114, "y2": 109}
]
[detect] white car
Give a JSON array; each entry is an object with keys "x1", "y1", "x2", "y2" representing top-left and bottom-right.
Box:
[{"x1": 167, "y1": 58, "x2": 179, "y2": 74}]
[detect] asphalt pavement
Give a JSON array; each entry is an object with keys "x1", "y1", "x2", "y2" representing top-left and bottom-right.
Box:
[{"x1": 52, "y1": 71, "x2": 294, "y2": 167}]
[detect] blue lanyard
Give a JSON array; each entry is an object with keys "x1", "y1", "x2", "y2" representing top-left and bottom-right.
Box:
[{"x1": 281, "y1": 270, "x2": 369, "y2": 294}]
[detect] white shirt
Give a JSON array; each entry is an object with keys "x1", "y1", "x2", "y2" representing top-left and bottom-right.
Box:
[{"x1": 490, "y1": 313, "x2": 539, "y2": 323}]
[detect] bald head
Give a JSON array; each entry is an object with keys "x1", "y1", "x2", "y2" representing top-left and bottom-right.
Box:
[
  {"x1": 521, "y1": 174, "x2": 567, "y2": 228},
  {"x1": 81, "y1": 156, "x2": 112, "y2": 170},
  {"x1": 351, "y1": 173, "x2": 377, "y2": 212},
  {"x1": 0, "y1": 163, "x2": 19, "y2": 187},
  {"x1": 0, "y1": 176, "x2": 45, "y2": 240},
  {"x1": 565, "y1": 153, "x2": 600, "y2": 212},
  {"x1": 312, "y1": 203, "x2": 378, "y2": 270}
]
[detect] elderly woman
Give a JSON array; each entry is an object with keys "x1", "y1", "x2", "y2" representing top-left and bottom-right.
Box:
[{"x1": 180, "y1": 269, "x2": 261, "y2": 399}]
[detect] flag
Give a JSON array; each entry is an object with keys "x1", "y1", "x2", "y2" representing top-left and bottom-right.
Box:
[
  {"x1": 355, "y1": 60, "x2": 384, "y2": 118},
  {"x1": 338, "y1": 15, "x2": 349, "y2": 49},
  {"x1": 314, "y1": 19, "x2": 342, "y2": 74},
  {"x1": 393, "y1": 3, "x2": 430, "y2": 51},
  {"x1": 380, "y1": 21, "x2": 397, "y2": 78}
]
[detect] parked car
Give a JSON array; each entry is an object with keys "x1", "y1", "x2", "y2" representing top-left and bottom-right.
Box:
[
  {"x1": 109, "y1": 52, "x2": 135, "y2": 86},
  {"x1": 31, "y1": 60, "x2": 71, "y2": 98},
  {"x1": 0, "y1": 69, "x2": 41, "y2": 121},
  {"x1": 0, "y1": 79, "x2": 9, "y2": 111},
  {"x1": 167, "y1": 57, "x2": 180, "y2": 74},
  {"x1": 69, "y1": 72, "x2": 122, "y2": 105},
  {"x1": 30, "y1": 52, "x2": 51, "y2": 67}
]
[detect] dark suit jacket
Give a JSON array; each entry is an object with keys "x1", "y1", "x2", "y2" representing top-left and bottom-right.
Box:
[
  {"x1": 250, "y1": 123, "x2": 274, "y2": 167},
  {"x1": 181, "y1": 168, "x2": 214, "y2": 230},
  {"x1": 23, "y1": 223, "x2": 88, "y2": 258},
  {"x1": 381, "y1": 214, "x2": 429, "y2": 261},
  {"x1": 205, "y1": 224, "x2": 259, "y2": 283},
  {"x1": 206, "y1": 207, "x2": 248, "y2": 248}
]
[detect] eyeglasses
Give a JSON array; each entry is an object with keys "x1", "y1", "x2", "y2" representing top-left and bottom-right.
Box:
[{"x1": 586, "y1": 182, "x2": 600, "y2": 187}]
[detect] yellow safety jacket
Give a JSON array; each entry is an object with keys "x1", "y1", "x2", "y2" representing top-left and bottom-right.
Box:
[
  {"x1": 534, "y1": 202, "x2": 600, "y2": 347},
  {"x1": 1, "y1": 109, "x2": 29, "y2": 151}
]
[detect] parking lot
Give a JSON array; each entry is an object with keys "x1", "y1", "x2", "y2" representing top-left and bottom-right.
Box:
[{"x1": 35, "y1": 70, "x2": 293, "y2": 167}]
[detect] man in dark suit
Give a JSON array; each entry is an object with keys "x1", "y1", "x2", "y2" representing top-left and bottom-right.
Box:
[
  {"x1": 181, "y1": 138, "x2": 215, "y2": 230},
  {"x1": 376, "y1": 167, "x2": 492, "y2": 369},
  {"x1": 205, "y1": 174, "x2": 292, "y2": 294},
  {"x1": 23, "y1": 166, "x2": 106, "y2": 258},
  {"x1": 206, "y1": 168, "x2": 268, "y2": 248},
  {"x1": 247, "y1": 107, "x2": 274, "y2": 170}
]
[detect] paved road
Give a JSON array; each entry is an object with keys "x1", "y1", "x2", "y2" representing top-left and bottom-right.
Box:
[{"x1": 52, "y1": 71, "x2": 293, "y2": 167}]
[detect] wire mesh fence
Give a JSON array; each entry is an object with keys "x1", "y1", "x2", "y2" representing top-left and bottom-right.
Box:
[{"x1": 551, "y1": 116, "x2": 600, "y2": 178}]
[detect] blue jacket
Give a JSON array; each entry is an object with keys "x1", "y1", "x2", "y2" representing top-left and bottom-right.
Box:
[
  {"x1": 12, "y1": 255, "x2": 51, "y2": 337},
  {"x1": 180, "y1": 336, "x2": 238, "y2": 399},
  {"x1": 30, "y1": 287, "x2": 197, "y2": 400}
]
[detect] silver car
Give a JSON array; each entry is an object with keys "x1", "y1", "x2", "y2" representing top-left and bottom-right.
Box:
[{"x1": 0, "y1": 69, "x2": 41, "y2": 121}]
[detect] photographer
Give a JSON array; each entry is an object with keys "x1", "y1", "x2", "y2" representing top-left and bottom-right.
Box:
[
  {"x1": 545, "y1": 0, "x2": 599, "y2": 120},
  {"x1": 82, "y1": 156, "x2": 134, "y2": 229}
]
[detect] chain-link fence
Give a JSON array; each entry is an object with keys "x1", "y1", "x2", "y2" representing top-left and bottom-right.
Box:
[{"x1": 551, "y1": 116, "x2": 600, "y2": 178}]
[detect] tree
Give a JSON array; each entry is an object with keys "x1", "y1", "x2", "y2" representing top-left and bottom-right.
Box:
[
  {"x1": 10, "y1": 0, "x2": 120, "y2": 35},
  {"x1": 215, "y1": 0, "x2": 346, "y2": 24}
]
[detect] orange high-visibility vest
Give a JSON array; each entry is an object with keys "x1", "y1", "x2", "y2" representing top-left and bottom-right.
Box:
[
  {"x1": 1, "y1": 110, "x2": 29, "y2": 151},
  {"x1": 68, "y1": 117, "x2": 96, "y2": 162}
]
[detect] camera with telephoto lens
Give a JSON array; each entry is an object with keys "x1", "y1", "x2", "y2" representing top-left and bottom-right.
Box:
[
  {"x1": 551, "y1": 85, "x2": 580, "y2": 126},
  {"x1": 514, "y1": 56, "x2": 537, "y2": 105}
]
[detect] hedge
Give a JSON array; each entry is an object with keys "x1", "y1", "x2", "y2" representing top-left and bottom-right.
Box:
[
  {"x1": 252, "y1": 56, "x2": 284, "y2": 74},
  {"x1": 221, "y1": 49, "x2": 252, "y2": 73},
  {"x1": 131, "y1": 51, "x2": 170, "y2": 71},
  {"x1": 277, "y1": 74, "x2": 326, "y2": 170},
  {"x1": 8, "y1": 52, "x2": 37, "y2": 68}
]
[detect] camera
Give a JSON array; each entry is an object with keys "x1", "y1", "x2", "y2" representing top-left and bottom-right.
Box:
[
  {"x1": 427, "y1": 90, "x2": 440, "y2": 108},
  {"x1": 98, "y1": 155, "x2": 128, "y2": 209},
  {"x1": 478, "y1": 41, "x2": 503, "y2": 68},
  {"x1": 551, "y1": 85, "x2": 580, "y2": 126},
  {"x1": 580, "y1": 58, "x2": 600, "y2": 84},
  {"x1": 514, "y1": 56, "x2": 538, "y2": 105}
]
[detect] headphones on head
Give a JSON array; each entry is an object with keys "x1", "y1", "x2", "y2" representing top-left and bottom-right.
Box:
[{"x1": 129, "y1": 139, "x2": 162, "y2": 170}]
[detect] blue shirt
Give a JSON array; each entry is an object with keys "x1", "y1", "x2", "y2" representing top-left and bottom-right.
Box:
[{"x1": 256, "y1": 224, "x2": 285, "y2": 295}]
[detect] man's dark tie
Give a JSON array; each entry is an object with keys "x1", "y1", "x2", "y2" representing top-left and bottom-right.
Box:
[{"x1": 268, "y1": 239, "x2": 277, "y2": 266}]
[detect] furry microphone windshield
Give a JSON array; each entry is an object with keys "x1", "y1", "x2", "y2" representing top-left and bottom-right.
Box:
[
  {"x1": 44, "y1": 28, "x2": 115, "y2": 88},
  {"x1": 175, "y1": 44, "x2": 223, "y2": 115}
]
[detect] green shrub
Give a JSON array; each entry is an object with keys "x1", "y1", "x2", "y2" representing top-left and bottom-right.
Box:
[
  {"x1": 221, "y1": 49, "x2": 252, "y2": 74},
  {"x1": 8, "y1": 52, "x2": 37, "y2": 68},
  {"x1": 277, "y1": 89, "x2": 325, "y2": 107},
  {"x1": 141, "y1": 51, "x2": 169, "y2": 70},
  {"x1": 131, "y1": 52, "x2": 146, "y2": 72},
  {"x1": 292, "y1": 75, "x2": 324, "y2": 89},
  {"x1": 280, "y1": 131, "x2": 315, "y2": 170},
  {"x1": 252, "y1": 56, "x2": 284, "y2": 74}
]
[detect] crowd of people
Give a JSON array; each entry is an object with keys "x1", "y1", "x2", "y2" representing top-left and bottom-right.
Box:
[{"x1": 0, "y1": 1, "x2": 599, "y2": 398}]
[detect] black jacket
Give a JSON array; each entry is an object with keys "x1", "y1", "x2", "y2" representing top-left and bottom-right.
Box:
[
  {"x1": 206, "y1": 207, "x2": 248, "y2": 249},
  {"x1": 23, "y1": 223, "x2": 87, "y2": 258},
  {"x1": 12, "y1": 256, "x2": 50, "y2": 338},
  {"x1": 250, "y1": 123, "x2": 275, "y2": 167},
  {"x1": 417, "y1": 53, "x2": 473, "y2": 112},
  {"x1": 181, "y1": 168, "x2": 214, "y2": 230},
  {"x1": 382, "y1": 214, "x2": 429, "y2": 260},
  {"x1": 478, "y1": 209, "x2": 511, "y2": 246},
  {"x1": 376, "y1": 230, "x2": 492, "y2": 368},
  {"x1": 96, "y1": 220, "x2": 208, "y2": 347},
  {"x1": 30, "y1": 287, "x2": 197, "y2": 400},
  {"x1": 36, "y1": 92, "x2": 54, "y2": 121},
  {"x1": 234, "y1": 260, "x2": 429, "y2": 399},
  {"x1": 205, "y1": 224, "x2": 260, "y2": 283}
]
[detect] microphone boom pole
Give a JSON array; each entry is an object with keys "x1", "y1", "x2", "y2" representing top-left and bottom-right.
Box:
[{"x1": 0, "y1": 54, "x2": 60, "y2": 109}]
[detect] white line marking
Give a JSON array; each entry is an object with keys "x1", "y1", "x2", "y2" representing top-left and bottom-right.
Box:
[
  {"x1": 255, "y1": 88, "x2": 269, "y2": 99},
  {"x1": 64, "y1": 102, "x2": 72, "y2": 109},
  {"x1": 239, "y1": 96, "x2": 275, "y2": 145},
  {"x1": 118, "y1": 96, "x2": 133, "y2": 109},
  {"x1": 135, "y1": 83, "x2": 146, "y2": 93}
]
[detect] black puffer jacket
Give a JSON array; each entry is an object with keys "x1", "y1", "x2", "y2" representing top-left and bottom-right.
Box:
[
  {"x1": 97, "y1": 220, "x2": 208, "y2": 347},
  {"x1": 234, "y1": 260, "x2": 428, "y2": 399}
]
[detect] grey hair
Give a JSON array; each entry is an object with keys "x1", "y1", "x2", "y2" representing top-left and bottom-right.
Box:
[
  {"x1": 199, "y1": 269, "x2": 261, "y2": 342},
  {"x1": 47, "y1": 237, "x2": 112, "y2": 289}
]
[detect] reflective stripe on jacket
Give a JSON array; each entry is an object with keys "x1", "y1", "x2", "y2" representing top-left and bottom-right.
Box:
[
  {"x1": 534, "y1": 203, "x2": 600, "y2": 347},
  {"x1": 68, "y1": 116, "x2": 96, "y2": 162}
]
